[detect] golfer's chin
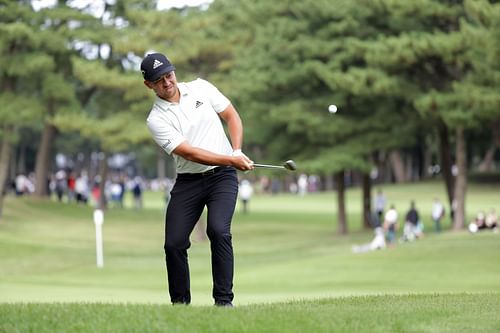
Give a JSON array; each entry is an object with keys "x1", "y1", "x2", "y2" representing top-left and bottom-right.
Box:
[{"x1": 159, "y1": 89, "x2": 176, "y2": 101}]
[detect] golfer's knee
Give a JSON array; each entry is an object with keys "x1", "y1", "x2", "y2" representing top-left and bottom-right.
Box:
[
  {"x1": 164, "y1": 237, "x2": 190, "y2": 253},
  {"x1": 207, "y1": 227, "x2": 231, "y2": 243}
]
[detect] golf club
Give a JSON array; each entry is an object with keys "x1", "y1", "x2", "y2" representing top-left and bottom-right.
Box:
[{"x1": 253, "y1": 160, "x2": 297, "y2": 171}]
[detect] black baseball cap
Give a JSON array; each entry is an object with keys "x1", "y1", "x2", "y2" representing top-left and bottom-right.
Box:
[{"x1": 140, "y1": 53, "x2": 176, "y2": 82}]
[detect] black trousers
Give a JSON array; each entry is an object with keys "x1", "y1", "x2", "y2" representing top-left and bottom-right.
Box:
[{"x1": 164, "y1": 167, "x2": 238, "y2": 304}]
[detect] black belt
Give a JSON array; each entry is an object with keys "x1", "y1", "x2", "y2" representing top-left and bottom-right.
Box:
[{"x1": 177, "y1": 166, "x2": 225, "y2": 179}]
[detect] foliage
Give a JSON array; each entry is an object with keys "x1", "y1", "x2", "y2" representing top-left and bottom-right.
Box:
[{"x1": 1, "y1": 1, "x2": 500, "y2": 220}]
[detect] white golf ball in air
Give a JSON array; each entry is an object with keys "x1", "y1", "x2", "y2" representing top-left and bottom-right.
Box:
[{"x1": 328, "y1": 104, "x2": 338, "y2": 113}]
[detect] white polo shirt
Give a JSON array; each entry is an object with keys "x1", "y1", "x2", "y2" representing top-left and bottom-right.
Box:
[{"x1": 146, "y1": 78, "x2": 233, "y2": 174}]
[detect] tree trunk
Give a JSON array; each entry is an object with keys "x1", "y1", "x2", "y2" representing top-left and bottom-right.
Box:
[
  {"x1": 362, "y1": 173, "x2": 371, "y2": 229},
  {"x1": 423, "y1": 141, "x2": 432, "y2": 178},
  {"x1": 34, "y1": 123, "x2": 57, "y2": 197},
  {"x1": 389, "y1": 150, "x2": 406, "y2": 183},
  {"x1": 324, "y1": 173, "x2": 334, "y2": 191},
  {"x1": 17, "y1": 144, "x2": 25, "y2": 175},
  {"x1": 98, "y1": 151, "x2": 109, "y2": 210},
  {"x1": 452, "y1": 127, "x2": 466, "y2": 230},
  {"x1": 9, "y1": 146, "x2": 16, "y2": 184},
  {"x1": 0, "y1": 126, "x2": 14, "y2": 219},
  {"x1": 477, "y1": 145, "x2": 496, "y2": 172},
  {"x1": 335, "y1": 171, "x2": 347, "y2": 235},
  {"x1": 405, "y1": 153, "x2": 413, "y2": 181},
  {"x1": 476, "y1": 119, "x2": 500, "y2": 172},
  {"x1": 438, "y1": 121, "x2": 454, "y2": 208}
]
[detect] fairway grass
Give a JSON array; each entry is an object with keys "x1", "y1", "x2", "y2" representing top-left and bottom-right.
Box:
[
  {"x1": 1, "y1": 181, "x2": 499, "y2": 331},
  {"x1": 1, "y1": 294, "x2": 500, "y2": 333}
]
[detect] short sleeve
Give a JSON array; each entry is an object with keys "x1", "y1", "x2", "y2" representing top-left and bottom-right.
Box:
[
  {"x1": 147, "y1": 114, "x2": 185, "y2": 155},
  {"x1": 195, "y1": 79, "x2": 230, "y2": 113}
]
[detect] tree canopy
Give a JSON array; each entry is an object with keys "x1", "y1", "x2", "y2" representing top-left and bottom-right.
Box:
[{"x1": 1, "y1": 0, "x2": 499, "y2": 229}]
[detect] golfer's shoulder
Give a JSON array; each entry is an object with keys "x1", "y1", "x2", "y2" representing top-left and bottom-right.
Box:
[
  {"x1": 147, "y1": 99, "x2": 172, "y2": 124},
  {"x1": 184, "y1": 78, "x2": 217, "y2": 92}
]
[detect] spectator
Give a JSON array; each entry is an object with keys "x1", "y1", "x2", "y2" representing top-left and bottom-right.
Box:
[
  {"x1": 91, "y1": 178, "x2": 101, "y2": 208},
  {"x1": 271, "y1": 178, "x2": 280, "y2": 195},
  {"x1": 308, "y1": 175, "x2": 319, "y2": 192},
  {"x1": 26, "y1": 173, "x2": 35, "y2": 194},
  {"x1": 238, "y1": 179, "x2": 253, "y2": 214},
  {"x1": 297, "y1": 174, "x2": 308, "y2": 196},
  {"x1": 110, "y1": 181, "x2": 123, "y2": 208},
  {"x1": 373, "y1": 189, "x2": 386, "y2": 222},
  {"x1": 132, "y1": 177, "x2": 143, "y2": 209},
  {"x1": 431, "y1": 198, "x2": 445, "y2": 233},
  {"x1": 401, "y1": 200, "x2": 423, "y2": 242},
  {"x1": 352, "y1": 226, "x2": 386, "y2": 253},
  {"x1": 55, "y1": 170, "x2": 67, "y2": 202},
  {"x1": 485, "y1": 208, "x2": 498, "y2": 232},
  {"x1": 383, "y1": 205, "x2": 398, "y2": 245},
  {"x1": 75, "y1": 173, "x2": 89, "y2": 204},
  {"x1": 15, "y1": 173, "x2": 27, "y2": 196},
  {"x1": 260, "y1": 176, "x2": 270, "y2": 193},
  {"x1": 468, "y1": 211, "x2": 487, "y2": 233},
  {"x1": 370, "y1": 211, "x2": 382, "y2": 228},
  {"x1": 118, "y1": 177, "x2": 126, "y2": 208},
  {"x1": 67, "y1": 171, "x2": 76, "y2": 203}
]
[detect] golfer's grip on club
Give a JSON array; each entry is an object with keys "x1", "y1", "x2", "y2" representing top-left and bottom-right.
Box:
[
  {"x1": 231, "y1": 149, "x2": 254, "y2": 171},
  {"x1": 171, "y1": 141, "x2": 253, "y2": 171}
]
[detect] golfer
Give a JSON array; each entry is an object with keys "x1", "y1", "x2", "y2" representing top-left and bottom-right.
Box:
[{"x1": 141, "y1": 53, "x2": 253, "y2": 307}]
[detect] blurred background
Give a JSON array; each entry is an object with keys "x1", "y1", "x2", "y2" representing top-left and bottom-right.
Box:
[{"x1": 1, "y1": 0, "x2": 500, "y2": 231}]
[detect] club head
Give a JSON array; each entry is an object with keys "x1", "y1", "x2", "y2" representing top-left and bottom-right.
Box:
[{"x1": 283, "y1": 160, "x2": 297, "y2": 171}]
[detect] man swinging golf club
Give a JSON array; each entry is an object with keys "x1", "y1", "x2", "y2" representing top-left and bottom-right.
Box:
[{"x1": 141, "y1": 52, "x2": 254, "y2": 307}]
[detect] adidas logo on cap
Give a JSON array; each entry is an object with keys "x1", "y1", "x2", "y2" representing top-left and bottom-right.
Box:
[
  {"x1": 153, "y1": 59, "x2": 163, "y2": 69},
  {"x1": 140, "y1": 53, "x2": 176, "y2": 82}
]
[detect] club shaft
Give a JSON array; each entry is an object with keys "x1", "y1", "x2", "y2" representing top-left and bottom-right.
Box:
[{"x1": 253, "y1": 163, "x2": 285, "y2": 169}]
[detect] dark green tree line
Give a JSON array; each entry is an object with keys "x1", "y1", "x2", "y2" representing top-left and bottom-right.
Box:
[{"x1": 1, "y1": 0, "x2": 499, "y2": 231}]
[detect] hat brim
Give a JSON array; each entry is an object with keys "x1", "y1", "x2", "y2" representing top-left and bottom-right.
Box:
[{"x1": 147, "y1": 65, "x2": 176, "y2": 82}]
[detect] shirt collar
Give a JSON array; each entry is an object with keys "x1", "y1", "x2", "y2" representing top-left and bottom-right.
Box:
[{"x1": 154, "y1": 83, "x2": 190, "y2": 109}]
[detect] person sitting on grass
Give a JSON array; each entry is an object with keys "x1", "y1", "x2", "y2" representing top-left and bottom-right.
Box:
[
  {"x1": 485, "y1": 208, "x2": 498, "y2": 232},
  {"x1": 352, "y1": 226, "x2": 386, "y2": 254},
  {"x1": 401, "y1": 200, "x2": 422, "y2": 242},
  {"x1": 468, "y1": 211, "x2": 487, "y2": 233}
]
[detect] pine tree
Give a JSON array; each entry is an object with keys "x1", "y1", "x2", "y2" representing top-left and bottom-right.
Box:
[
  {"x1": 221, "y1": 0, "x2": 427, "y2": 233},
  {"x1": 0, "y1": 1, "x2": 49, "y2": 217}
]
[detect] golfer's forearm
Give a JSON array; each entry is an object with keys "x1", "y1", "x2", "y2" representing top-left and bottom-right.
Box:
[{"x1": 176, "y1": 146, "x2": 236, "y2": 167}]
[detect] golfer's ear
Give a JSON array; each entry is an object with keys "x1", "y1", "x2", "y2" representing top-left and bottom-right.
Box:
[{"x1": 144, "y1": 81, "x2": 153, "y2": 89}]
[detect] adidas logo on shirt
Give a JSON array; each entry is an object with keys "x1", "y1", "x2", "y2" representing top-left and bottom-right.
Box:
[
  {"x1": 195, "y1": 101, "x2": 203, "y2": 108},
  {"x1": 153, "y1": 59, "x2": 163, "y2": 69}
]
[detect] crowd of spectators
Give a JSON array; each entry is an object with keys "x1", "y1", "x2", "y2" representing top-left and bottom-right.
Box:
[{"x1": 9, "y1": 170, "x2": 157, "y2": 209}]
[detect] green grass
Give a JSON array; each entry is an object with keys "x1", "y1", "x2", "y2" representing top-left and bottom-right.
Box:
[
  {"x1": 1, "y1": 181, "x2": 499, "y2": 332},
  {"x1": 2, "y1": 294, "x2": 500, "y2": 333}
]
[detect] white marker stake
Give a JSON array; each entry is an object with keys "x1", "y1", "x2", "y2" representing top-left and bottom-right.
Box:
[{"x1": 93, "y1": 209, "x2": 104, "y2": 268}]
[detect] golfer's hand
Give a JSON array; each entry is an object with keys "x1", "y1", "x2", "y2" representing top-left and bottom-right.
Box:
[{"x1": 232, "y1": 150, "x2": 254, "y2": 171}]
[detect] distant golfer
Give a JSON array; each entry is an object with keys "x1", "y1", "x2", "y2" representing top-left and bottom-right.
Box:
[{"x1": 141, "y1": 52, "x2": 254, "y2": 307}]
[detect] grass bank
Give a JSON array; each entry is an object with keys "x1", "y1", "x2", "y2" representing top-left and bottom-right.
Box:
[{"x1": 0, "y1": 181, "x2": 499, "y2": 331}]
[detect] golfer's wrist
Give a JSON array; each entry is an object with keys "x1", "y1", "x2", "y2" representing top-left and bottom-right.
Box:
[
  {"x1": 229, "y1": 155, "x2": 241, "y2": 168},
  {"x1": 232, "y1": 149, "x2": 243, "y2": 156}
]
